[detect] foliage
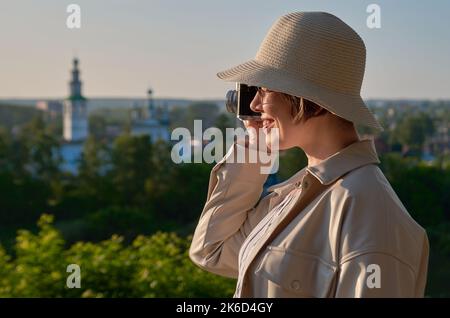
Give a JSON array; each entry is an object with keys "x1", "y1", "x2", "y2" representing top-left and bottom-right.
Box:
[
  {"x1": 0, "y1": 104, "x2": 41, "y2": 131},
  {"x1": 392, "y1": 113, "x2": 435, "y2": 152},
  {"x1": 88, "y1": 114, "x2": 107, "y2": 139},
  {"x1": 278, "y1": 147, "x2": 308, "y2": 181},
  {"x1": 0, "y1": 215, "x2": 235, "y2": 297},
  {"x1": 380, "y1": 153, "x2": 450, "y2": 224},
  {"x1": 169, "y1": 102, "x2": 220, "y2": 133}
]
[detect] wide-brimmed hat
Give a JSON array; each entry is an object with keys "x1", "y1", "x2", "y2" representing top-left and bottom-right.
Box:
[{"x1": 217, "y1": 11, "x2": 383, "y2": 131}]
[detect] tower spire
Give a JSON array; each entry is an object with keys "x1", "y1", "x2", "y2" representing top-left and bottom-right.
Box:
[
  {"x1": 147, "y1": 88, "x2": 155, "y2": 119},
  {"x1": 63, "y1": 57, "x2": 88, "y2": 142},
  {"x1": 69, "y1": 57, "x2": 84, "y2": 100}
]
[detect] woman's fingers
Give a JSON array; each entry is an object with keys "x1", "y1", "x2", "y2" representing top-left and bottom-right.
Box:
[
  {"x1": 243, "y1": 119, "x2": 263, "y2": 129},
  {"x1": 243, "y1": 119, "x2": 264, "y2": 148}
]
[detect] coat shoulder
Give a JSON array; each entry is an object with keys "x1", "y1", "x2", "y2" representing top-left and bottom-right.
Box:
[{"x1": 330, "y1": 164, "x2": 427, "y2": 270}]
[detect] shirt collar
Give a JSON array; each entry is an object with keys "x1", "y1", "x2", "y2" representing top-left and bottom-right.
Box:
[
  {"x1": 268, "y1": 138, "x2": 380, "y2": 193},
  {"x1": 267, "y1": 166, "x2": 308, "y2": 194},
  {"x1": 306, "y1": 138, "x2": 380, "y2": 185}
]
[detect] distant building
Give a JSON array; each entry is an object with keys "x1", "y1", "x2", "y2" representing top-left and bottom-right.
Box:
[
  {"x1": 131, "y1": 89, "x2": 170, "y2": 142},
  {"x1": 60, "y1": 58, "x2": 87, "y2": 173},
  {"x1": 36, "y1": 100, "x2": 63, "y2": 119},
  {"x1": 63, "y1": 58, "x2": 88, "y2": 142},
  {"x1": 58, "y1": 58, "x2": 172, "y2": 174},
  {"x1": 425, "y1": 124, "x2": 450, "y2": 156}
]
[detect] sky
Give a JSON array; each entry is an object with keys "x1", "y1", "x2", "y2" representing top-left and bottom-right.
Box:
[{"x1": 0, "y1": 0, "x2": 449, "y2": 100}]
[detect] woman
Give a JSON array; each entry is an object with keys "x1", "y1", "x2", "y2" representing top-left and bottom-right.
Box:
[{"x1": 189, "y1": 11, "x2": 429, "y2": 298}]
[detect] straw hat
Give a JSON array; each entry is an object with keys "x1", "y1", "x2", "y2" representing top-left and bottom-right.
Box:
[{"x1": 217, "y1": 11, "x2": 383, "y2": 131}]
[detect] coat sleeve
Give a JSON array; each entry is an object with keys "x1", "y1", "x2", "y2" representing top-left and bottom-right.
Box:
[{"x1": 189, "y1": 142, "x2": 274, "y2": 278}]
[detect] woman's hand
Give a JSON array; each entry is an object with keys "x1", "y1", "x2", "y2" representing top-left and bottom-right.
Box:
[{"x1": 243, "y1": 118, "x2": 263, "y2": 149}]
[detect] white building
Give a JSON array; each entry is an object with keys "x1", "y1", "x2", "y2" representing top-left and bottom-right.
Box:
[
  {"x1": 131, "y1": 88, "x2": 170, "y2": 142},
  {"x1": 59, "y1": 58, "x2": 171, "y2": 174},
  {"x1": 63, "y1": 58, "x2": 88, "y2": 142},
  {"x1": 61, "y1": 58, "x2": 88, "y2": 174}
]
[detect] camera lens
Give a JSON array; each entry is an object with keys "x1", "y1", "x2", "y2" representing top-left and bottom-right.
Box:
[{"x1": 225, "y1": 90, "x2": 237, "y2": 113}]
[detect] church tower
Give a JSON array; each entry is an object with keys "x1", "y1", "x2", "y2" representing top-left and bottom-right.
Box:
[
  {"x1": 63, "y1": 58, "x2": 88, "y2": 141},
  {"x1": 147, "y1": 88, "x2": 155, "y2": 119}
]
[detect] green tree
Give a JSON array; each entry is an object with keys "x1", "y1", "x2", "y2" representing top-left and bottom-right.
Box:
[
  {"x1": 380, "y1": 153, "x2": 447, "y2": 226},
  {"x1": 0, "y1": 128, "x2": 11, "y2": 172},
  {"x1": 79, "y1": 136, "x2": 111, "y2": 184},
  {"x1": 170, "y1": 102, "x2": 220, "y2": 133},
  {"x1": 88, "y1": 114, "x2": 107, "y2": 139},
  {"x1": 109, "y1": 134, "x2": 154, "y2": 206},
  {"x1": 278, "y1": 147, "x2": 308, "y2": 181},
  {"x1": 214, "y1": 112, "x2": 236, "y2": 135},
  {"x1": 50, "y1": 136, "x2": 115, "y2": 219},
  {"x1": 393, "y1": 113, "x2": 435, "y2": 153},
  {"x1": 0, "y1": 214, "x2": 236, "y2": 297},
  {"x1": 19, "y1": 116, "x2": 62, "y2": 182},
  {"x1": 0, "y1": 104, "x2": 40, "y2": 131}
]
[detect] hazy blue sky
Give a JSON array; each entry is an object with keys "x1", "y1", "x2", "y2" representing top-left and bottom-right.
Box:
[{"x1": 1, "y1": 0, "x2": 449, "y2": 99}]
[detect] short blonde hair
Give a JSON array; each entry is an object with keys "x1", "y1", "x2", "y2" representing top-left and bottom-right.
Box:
[{"x1": 281, "y1": 94, "x2": 328, "y2": 123}]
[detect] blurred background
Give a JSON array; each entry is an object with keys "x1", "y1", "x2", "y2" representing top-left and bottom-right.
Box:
[{"x1": 0, "y1": 0, "x2": 448, "y2": 297}]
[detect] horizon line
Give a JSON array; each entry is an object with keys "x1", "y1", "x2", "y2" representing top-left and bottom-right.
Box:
[{"x1": 1, "y1": 96, "x2": 450, "y2": 102}]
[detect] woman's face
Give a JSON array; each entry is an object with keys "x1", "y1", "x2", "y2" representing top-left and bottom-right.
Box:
[{"x1": 250, "y1": 88, "x2": 303, "y2": 150}]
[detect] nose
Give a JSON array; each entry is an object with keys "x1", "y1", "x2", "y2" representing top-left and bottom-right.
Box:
[{"x1": 250, "y1": 93, "x2": 263, "y2": 113}]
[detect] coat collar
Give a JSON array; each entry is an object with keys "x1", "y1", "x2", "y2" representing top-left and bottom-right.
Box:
[{"x1": 268, "y1": 138, "x2": 380, "y2": 193}]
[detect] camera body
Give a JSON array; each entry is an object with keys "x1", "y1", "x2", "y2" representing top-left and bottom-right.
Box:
[{"x1": 225, "y1": 83, "x2": 261, "y2": 120}]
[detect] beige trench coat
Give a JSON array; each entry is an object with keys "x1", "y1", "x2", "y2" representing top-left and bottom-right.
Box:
[{"x1": 189, "y1": 139, "x2": 429, "y2": 297}]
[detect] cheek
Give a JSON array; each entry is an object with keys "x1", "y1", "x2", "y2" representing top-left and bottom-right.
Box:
[
  {"x1": 264, "y1": 101, "x2": 292, "y2": 123},
  {"x1": 276, "y1": 120, "x2": 294, "y2": 148},
  {"x1": 273, "y1": 109, "x2": 294, "y2": 135},
  {"x1": 262, "y1": 96, "x2": 296, "y2": 145},
  {"x1": 267, "y1": 111, "x2": 295, "y2": 147}
]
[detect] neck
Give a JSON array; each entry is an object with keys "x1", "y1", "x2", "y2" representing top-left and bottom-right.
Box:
[{"x1": 300, "y1": 116, "x2": 360, "y2": 167}]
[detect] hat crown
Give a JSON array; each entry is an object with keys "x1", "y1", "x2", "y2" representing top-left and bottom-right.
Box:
[{"x1": 255, "y1": 12, "x2": 366, "y2": 95}]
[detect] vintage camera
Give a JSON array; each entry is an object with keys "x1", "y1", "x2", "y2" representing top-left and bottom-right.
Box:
[{"x1": 225, "y1": 83, "x2": 261, "y2": 120}]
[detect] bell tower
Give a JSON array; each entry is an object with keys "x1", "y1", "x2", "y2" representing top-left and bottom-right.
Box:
[{"x1": 63, "y1": 57, "x2": 88, "y2": 141}]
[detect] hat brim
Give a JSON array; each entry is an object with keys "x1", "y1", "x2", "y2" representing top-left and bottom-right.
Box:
[{"x1": 217, "y1": 59, "x2": 383, "y2": 132}]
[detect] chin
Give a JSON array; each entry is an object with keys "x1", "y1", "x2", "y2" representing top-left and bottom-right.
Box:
[
  {"x1": 264, "y1": 133, "x2": 285, "y2": 151},
  {"x1": 276, "y1": 142, "x2": 291, "y2": 151}
]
